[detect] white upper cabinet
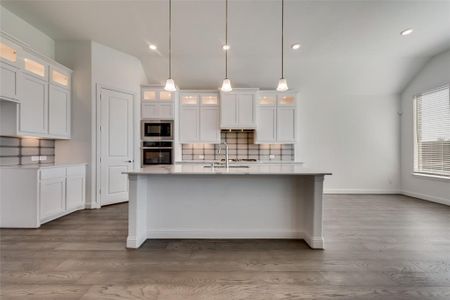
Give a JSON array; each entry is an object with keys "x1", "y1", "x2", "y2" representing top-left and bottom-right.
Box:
[
  {"x1": 255, "y1": 91, "x2": 297, "y2": 144},
  {"x1": 220, "y1": 89, "x2": 257, "y2": 129},
  {"x1": 19, "y1": 73, "x2": 48, "y2": 135},
  {"x1": 179, "y1": 91, "x2": 220, "y2": 144},
  {"x1": 141, "y1": 86, "x2": 174, "y2": 119},
  {"x1": 0, "y1": 39, "x2": 23, "y2": 102},
  {"x1": 48, "y1": 84, "x2": 71, "y2": 138},
  {"x1": 0, "y1": 33, "x2": 72, "y2": 139},
  {"x1": 23, "y1": 52, "x2": 48, "y2": 81}
]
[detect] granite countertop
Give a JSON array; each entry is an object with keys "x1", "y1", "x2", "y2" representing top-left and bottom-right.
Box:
[{"x1": 125, "y1": 163, "x2": 331, "y2": 176}]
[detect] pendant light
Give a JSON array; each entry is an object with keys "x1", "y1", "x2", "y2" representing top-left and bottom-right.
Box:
[
  {"x1": 221, "y1": 0, "x2": 232, "y2": 92},
  {"x1": 164, "y1": 0, "x2": 176, "y2": 92},
  {"x1": 276, "y1": 0, "x2": 288, "y2": 92}
]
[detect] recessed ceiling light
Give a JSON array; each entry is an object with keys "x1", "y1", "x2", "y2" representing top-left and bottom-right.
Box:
[
  {"x1": 291, "y1": 43, "x2": 301, "y2": 50},
  {"x1": 222, "y1": 44, "x2": 230, "y2": 51},
  {"x1": 148, "y1": 44, "x2": 157, "y2": 50},
  {"x1": 400, "y1": 28, "x2": 413, "y2": 36}
]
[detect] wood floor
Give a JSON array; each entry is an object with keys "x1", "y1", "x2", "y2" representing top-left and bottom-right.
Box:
[{"x1": 1, "y1": 194, "x2": 449, "y2": 299}]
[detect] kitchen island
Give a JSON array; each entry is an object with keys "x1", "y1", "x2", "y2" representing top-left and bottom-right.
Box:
[{"x1": 125, "y1": 164, "x2": 331, "y2": 249}]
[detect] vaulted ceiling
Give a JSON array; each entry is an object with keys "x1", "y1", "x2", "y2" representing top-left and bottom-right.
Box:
[{"x1": 2, "y1": 0, "x2": 450, "y2": 94}]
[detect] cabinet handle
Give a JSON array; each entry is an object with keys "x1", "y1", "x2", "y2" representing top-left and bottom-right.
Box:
[{"x1": 125, "y1": 160, "x2": 134, "y2": 163}]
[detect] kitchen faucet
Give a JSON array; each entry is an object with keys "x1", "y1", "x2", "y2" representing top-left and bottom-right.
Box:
[{"x1": 218, "y1": 142, "x2": 229, "y2": 169}]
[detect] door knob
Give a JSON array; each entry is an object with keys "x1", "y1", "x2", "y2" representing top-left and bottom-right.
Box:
[{"x1": 126, "y1": 160, "x2": 134, "y2": 163}]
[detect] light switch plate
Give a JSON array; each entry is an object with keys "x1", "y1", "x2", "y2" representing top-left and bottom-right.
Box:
[
  {"x1": 39, "y1": 156, "x2": 47, "y2": 161},
  {"x1": 31, "y1": 156, "x2": 40, "y2": 161},
  {"x1": 269, "y1": 154, "x2": 275, "y2": 160},
  {"x1": 198, "y1": 155, "x2": 204, "y2": 159}
]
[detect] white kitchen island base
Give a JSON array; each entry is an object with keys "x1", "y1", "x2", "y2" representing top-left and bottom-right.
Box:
[{"x1": 126, "y1": 165, "x2": 331, "y2": 250}]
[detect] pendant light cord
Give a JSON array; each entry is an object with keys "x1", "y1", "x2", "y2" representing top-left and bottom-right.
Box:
[
  {"x1": 169, "y1": 0, "x2": 172, "y2": 79},
  {"x1": 281, "y1": 0, "x2": 284, "y2": 79},
  {"x1": 225, "y1": 0, "x2": 228, "y2": 79}
]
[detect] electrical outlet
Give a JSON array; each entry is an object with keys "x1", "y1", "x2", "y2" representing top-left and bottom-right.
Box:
[
  {"x1": 269, "y1": 154, "x2": 276, "y2": 160},
  {"x1": 198, "y1": 155, "x2": 204, "y2": 160},
  {"x1": 39, "y1": 156, "x2": 47, "y2": 161},
  {"x1": 31, "y1": 156, "x2": 40, "y2": 162}
]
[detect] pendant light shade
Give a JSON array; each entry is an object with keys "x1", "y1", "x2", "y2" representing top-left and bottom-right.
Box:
[
  {"x1": 164, "y1": 0, "x2": 176, "y2": 92},
  {"x1": 276, "y1": 0, "x2": 288, "y2": 91},
  {"x1": 277, "y1": 78, "x2": 288, "y2": 92},
  {"x1": 220, "y1": 0, "x2": 232, "y2": 92},
  {"x1": 221, "y1": 78, "x2": 232, "y2": 92},
  {"x1": 164, "y1": 78, "x2": 176, "y2": 92}
]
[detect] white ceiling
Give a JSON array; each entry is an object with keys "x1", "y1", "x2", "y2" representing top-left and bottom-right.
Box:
[{"x1": 2, "y1": 0, "x2": 450, "y2": 93}]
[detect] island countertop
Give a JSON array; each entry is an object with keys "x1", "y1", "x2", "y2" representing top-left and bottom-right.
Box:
[{"x1": 125, "y1": 163, "x2": 332, "y2": 176}]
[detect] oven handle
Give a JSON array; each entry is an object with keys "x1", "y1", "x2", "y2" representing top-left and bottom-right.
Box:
[{"x1": 142, "y1": 147, "x2": 173, "y2": 150}]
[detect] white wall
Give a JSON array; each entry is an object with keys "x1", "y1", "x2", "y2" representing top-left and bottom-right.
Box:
[
  {"x1": 297, "y1": 91, "x2": 401, "y2": 193},
  {"x1": 55, "y1": 41, "x2": 147, "y2": 208},
  {"x1": 54, "y1": 41, "x2": 93, "y2": 205},
  {"x1": 90, "y1": 41, "x2": 148, "y2": 205},
  {"x1": 400, "y1": 49, "x2": 450, "y2": 205},
  {"x1": 0, "y1": 5, "x2": 55, "y2": 58}
]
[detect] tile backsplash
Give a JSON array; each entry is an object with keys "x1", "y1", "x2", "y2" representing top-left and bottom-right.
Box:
[
  {"x1": 182, "y1": 131, "x2": 294, "y2": 161},
  {"x1": 0, "y1": 136, "x2": 55, "y2": 166}
]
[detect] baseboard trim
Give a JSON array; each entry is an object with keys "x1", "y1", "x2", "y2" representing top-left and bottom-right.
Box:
[
  {"x1": 325, "y1": 189, "x2": 400, "y2": 194},
  {"x1": 401, "y1": 191, "x2": 450, "y2": 206},
  {"x1": 126, "y1": 235, "x2": 147, "y2": 248},
  {"x1": 85, "y1": 202, "x2": 101, "y2": 209},
  {"x1": 147, "y1": 229, "x2": 304, "y2": 239}
]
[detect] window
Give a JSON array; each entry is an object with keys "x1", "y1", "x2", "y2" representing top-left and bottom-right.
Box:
[{"x1": 414, "y1": 85, "x2": 450, "y2": 177}]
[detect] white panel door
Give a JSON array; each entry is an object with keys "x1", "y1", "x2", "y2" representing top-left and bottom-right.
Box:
[
  {"x1": 40, "y1": 178, "x2": 65, "y2": 221},
  {"x1": 0, "y1": 62, "x2": 20, "y2": 101},
  {"x1": 19, "y1": 74, "x2": 48, "y2": 134},
  {"x1": 66, "y1": 176, "x2": 84, "y2": 211},
  {"x1": 200, "y1": 106, "x2": 220, "y2": 143},
  {"x1": 100, "y1": 88, "x2": 133, "y2": 206},
  {"x1": 237, "y1": 94, "x2": 255, "y2": 127},
  {"x1": 49, "y1": 84, "x2": 70, "y2": 138},
  {"x1": 220, "y1": 94, "x2": 237, "y2": 128},
  {"x1": 179, "y1": 106, "x2": 199, "y2": 143},
  {"x1": 256, "y1": 106, "x2": 276, "y2": 143},
  {"x1": 277, "y1": 107, "x2": 296, "y2": 143}
]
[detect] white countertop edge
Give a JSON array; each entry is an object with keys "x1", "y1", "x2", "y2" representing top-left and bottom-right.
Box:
[
  {"x1": 176, "y1": 160, "x2": 304, "y2": 165},
  {"x1": 125, "y1": 164, "x2": 331, "y2": 176},
  {"x1": 0, "y1": 163, "x2": 88, "y2": 170}
]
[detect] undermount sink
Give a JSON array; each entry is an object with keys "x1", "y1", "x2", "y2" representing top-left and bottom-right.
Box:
[{"x1": 203, "y1": 164, "x2": 250, "y2": 169}]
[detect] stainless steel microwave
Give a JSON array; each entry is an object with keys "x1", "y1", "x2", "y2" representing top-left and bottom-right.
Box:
[{"x1": 141, "y1": 120, "x2": 173, "y2": 141}]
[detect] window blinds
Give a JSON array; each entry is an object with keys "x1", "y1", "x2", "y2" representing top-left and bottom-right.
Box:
[{"x1": 414, "y1": 85, "x2": 450, "y2": 177}]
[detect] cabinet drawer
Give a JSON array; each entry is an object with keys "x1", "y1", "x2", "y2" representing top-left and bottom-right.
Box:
[
  {"x1": 40, "y1": 168, "x2": 66, "y2": 179},
  {"x1": 67, "y1": 166, "x2": 85, "y2": 177}
]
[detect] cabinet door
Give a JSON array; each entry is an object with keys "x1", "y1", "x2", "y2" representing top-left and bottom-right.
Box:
[
  {"x1": 158, "y1": 102, "x2": 174, "y2": 120},
  {"x1": 237, "y1": 94, "x2": 256, "y2": 128},
  {"x1": 276, "y1": 107, "x2": 296, "y2": 143},
  {"x1": 66, "y1": 176, "x2": 84, "y2": 211},
  {"x1": 142, "y1": 102, "x2": 158, "y2": 119},
  {"x1": 256, "y1": 106, "x2": 276, "y2": 143},
  {"x1": 40, "y1": 178, "x2": 66, "y2": 221},
  {"x1": 200, "y1": 106, "x2": 220, "y2": 143},
  {"x1": 0, "y1": 62, "x2": 20, "y2": 101},
  {"x1": 179, "y1": 106, "x2": 199, "y2": 143},
  {"x1": 220, "y1": 93, "x2": 237, "y2": 128},
  {"x1": 49, "y1": 84, "x2": 70, "y2": 138},
  {"x1": 19, "y1": 74, "x2": 48, "y2": 134}
]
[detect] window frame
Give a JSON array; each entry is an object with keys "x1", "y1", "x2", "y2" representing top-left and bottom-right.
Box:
[{"x1": 413, "y1": 83, "x2": 450, "y2": 179}]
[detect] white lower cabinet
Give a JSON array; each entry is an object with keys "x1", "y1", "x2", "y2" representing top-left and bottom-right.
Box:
[
  {"x1": 40, "y1": 177, "x2": 66, "y2": 222},
  {"x1": 0, "y1": 164, "x2": 86, "y2": 228}
]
